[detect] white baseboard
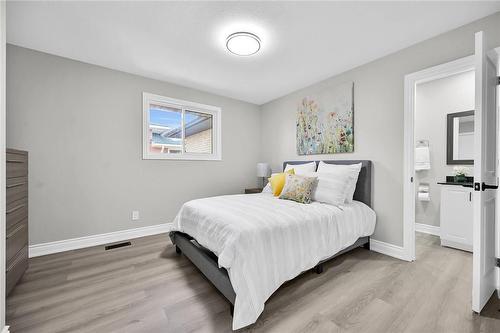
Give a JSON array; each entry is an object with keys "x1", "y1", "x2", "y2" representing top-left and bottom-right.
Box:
[
  {"x1": 415, "y1": 223, "x2": 440, "y2": 236},
  {"x1": 496, "y1": 267, "x2": 500, "y2": 292},
  {"x1": 370, "y1": 239, "x2": 410, "y2": 261},
  {"x1": 440, "y1": 239, "x2": 472, "y2": 252},
  {"x1": 29, "y1": 223, "x2": 172, "y2": 258},
  {"x1": 2, "y1": 326, "x2": 9, "y2": 333}
]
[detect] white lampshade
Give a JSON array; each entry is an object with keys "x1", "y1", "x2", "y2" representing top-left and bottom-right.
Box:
[{"x1": 256, "y1": 163, "x2": 271, "y2": 177}]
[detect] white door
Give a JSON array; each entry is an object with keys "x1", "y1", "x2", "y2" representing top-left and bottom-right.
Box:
[{"x1": 472, "y1": 31, "x2": 498, "y2": 313}]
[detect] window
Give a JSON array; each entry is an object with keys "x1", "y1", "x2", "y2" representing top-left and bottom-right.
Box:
[{"x1": 143, "y1": 93, "x2": 221, "y2": 160}]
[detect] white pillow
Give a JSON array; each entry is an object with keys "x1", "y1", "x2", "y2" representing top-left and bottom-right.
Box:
[
  {"x1": 261, "y1": 182, "x2": 272, "y2": 193},
  {"x1": 304, "y1": 171, "x2": 351, "y2": 206},
  {"x1": 284, "y1": 162, "x2": 316, "y2": 175},
  {"x1": 317, "y1": 162, "x2": 362, "y2": 203}
]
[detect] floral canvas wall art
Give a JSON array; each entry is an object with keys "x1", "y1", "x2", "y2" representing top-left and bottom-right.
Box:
[{"x1": 296, "y1": 82, "x2": 354, "y2": 155}]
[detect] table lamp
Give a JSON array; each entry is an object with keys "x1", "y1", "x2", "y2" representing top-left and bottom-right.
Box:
[{"x1": 256, "y1": 163, "x2": 271, "y2": 188}]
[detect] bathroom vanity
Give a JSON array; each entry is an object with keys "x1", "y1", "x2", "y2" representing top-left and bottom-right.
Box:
[
  {"x1": 435, "y1": 109, "x2": 474, "y2": 252},
  {"x1": 438, "y1": 180, "x2": 473, "y2": 252}
]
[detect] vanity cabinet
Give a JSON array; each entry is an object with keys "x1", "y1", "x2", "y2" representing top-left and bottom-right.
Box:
[{"x1": 440, "y1": 185, "x2": 472, "y2": 252}]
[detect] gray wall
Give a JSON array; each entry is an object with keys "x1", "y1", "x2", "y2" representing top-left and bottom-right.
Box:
[
  {"x1": 415, "y1": 71, "x2": 474, "y2": 227},
  {"x1": 6, "y1": 45, "x2": 261, "y2": 245},
  {"x1": 260, "y1": 12, "x2": 500, "y2": 247}
]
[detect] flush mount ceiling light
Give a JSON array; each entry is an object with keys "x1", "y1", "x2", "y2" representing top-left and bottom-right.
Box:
[{"x1": 226, "y1": 32, "x2": 261, "y2": 56}]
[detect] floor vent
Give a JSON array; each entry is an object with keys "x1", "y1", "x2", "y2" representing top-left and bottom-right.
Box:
[{"x1": 105, "y1": 241, "x2": 132, "y2": 251}]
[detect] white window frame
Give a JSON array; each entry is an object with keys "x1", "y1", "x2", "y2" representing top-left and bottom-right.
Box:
[{"x1": 143, "y1": 92, "x2": 222, "y2": 160}]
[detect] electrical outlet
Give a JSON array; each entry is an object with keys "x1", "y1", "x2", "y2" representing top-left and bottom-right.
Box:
[{"x1": 132, "y1": 210, "x2": 140, "y2": 221}]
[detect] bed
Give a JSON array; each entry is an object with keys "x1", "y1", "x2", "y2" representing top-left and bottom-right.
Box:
[{"x1": 169, "y1": 160, "x2": 375, "y2": 330}]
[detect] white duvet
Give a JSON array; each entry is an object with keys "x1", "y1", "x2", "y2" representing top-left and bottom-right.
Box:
[{"x1": 171, "y1": 193, "x2": 376, "y2": 330}]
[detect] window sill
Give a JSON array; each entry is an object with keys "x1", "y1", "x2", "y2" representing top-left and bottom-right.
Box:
[{"x1": 142, "y1": 153, "x2": 222, "y2": 161}]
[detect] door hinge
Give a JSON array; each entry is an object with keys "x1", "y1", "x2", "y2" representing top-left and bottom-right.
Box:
[
  {"x1": 497, "y1": 258, "x2": 500, "y2": 268},
  {"x1": 498, "y1": 76, "x2": 500, "y2": 85}
]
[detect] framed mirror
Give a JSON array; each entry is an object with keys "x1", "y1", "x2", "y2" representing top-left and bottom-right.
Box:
[{"x1": 446, "y1": 110, "x2": 474, "y2": 165}]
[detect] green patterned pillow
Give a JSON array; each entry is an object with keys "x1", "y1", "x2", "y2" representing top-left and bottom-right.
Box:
[{"x1": 279, "y1": 174, "x2": 317, "y2": 204}]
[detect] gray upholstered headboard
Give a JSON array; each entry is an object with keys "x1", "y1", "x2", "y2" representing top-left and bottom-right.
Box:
[{"x1": 282, "y1": 160, "x2": 372, "y2": 207}]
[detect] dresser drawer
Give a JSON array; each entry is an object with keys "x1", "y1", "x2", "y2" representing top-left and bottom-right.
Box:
[
  {"x1": 6, "y1": 154, "x2": 28, "y2": 178},
  {"x1": 6, "y1": 177, "x2": 28, "y2": 205},
  {"x1": 7, "y1": 150, "x2": 28, "y2": 178},
  {"x1": 6, "y1": 245, "x2": 28, "y2": 296},
  {"x1": 6, "y1": 219, "x2": 28, "y2": 264},
  {"x1": 6, "y1": 150, "x2": 28, "y2": 163},
  {"x1": 6, "y1": 197, "x2": 28, "y2": 230}
]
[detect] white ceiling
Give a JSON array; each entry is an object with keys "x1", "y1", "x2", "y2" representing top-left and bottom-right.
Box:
[{"x1": 6, "y1": 1, "x2": 500, "y2": 105}]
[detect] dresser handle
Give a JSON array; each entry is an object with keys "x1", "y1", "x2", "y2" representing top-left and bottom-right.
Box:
[
  {"x1": 6, "y1": 181, "x2": 26, "y2": 188},
  {"x1": 6, "y1": 223, "x2": 25, "y2": 239},
  {"x1": 6, "y1": 203, "x2": 26, "y2": 214},
  {"x1": 6, "y1": 159, "x2": 25, "y2": 163}
]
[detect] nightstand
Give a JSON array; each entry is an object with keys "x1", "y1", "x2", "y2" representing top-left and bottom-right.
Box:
[{"x1": 244, "y1": 188, "x2": 263, "y2": 194}]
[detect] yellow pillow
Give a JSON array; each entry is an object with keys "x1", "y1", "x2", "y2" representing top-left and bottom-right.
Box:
[{"x1": 269, "y1": 169, "x2": 295, "y2": 196}]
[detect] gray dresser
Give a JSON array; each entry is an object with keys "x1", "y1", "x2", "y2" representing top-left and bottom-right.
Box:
[{"x1": 6, "y1": 148, "x2": 28, "y2": 295}]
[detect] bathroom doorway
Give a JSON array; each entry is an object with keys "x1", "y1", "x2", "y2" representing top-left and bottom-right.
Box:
[
  {"x1": 414, "y1": 69, "x2": 475, "y2": 257},
  {"x1": 403, "y1": 55, "x2": 475, "y2": 261}
]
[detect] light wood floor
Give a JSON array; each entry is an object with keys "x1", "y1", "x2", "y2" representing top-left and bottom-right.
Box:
[{"x1": 6, "y1": 232, "x2": 500, "y2": 332}]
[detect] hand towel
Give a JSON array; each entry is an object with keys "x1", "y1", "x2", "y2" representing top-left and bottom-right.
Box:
[{"x1": 415, "y1": 146, "x2": 431, "y2": 170}]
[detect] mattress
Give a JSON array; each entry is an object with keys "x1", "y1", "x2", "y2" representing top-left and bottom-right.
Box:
[{"x1": 171, "y1": 193, "x2": 376, "y2": 329}]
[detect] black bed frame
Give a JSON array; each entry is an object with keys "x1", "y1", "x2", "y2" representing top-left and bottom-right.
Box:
[{"x1": 169, "y1": 160, "x2": 372, "y2": 314}]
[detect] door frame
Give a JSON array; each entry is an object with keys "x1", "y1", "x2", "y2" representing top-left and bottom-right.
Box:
[{"x1": 403, "y1": 55, "x2": 475, "y2": 261}]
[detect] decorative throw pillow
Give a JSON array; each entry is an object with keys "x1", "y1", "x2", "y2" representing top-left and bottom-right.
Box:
[
  {"x1": 269, "y1": 169, "x2": 295, "y2": 196},
  {"x1": 279, "y1": 174, "x2": 317, "y2": 204}
]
